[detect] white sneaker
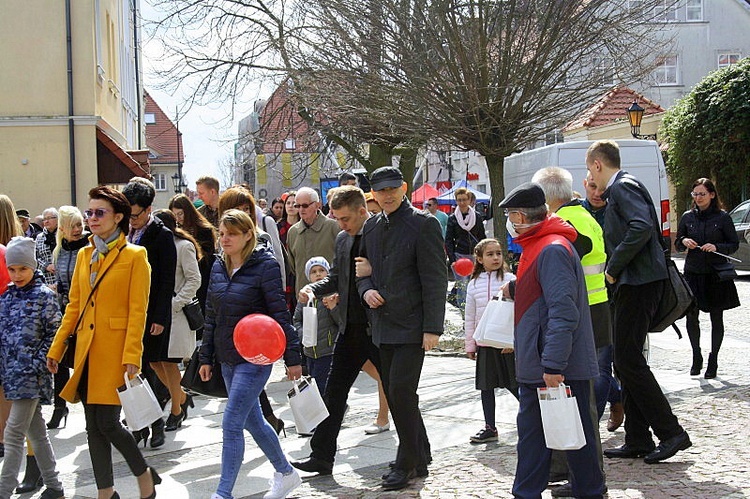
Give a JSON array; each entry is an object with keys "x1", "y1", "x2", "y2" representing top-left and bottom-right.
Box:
[{"x1": 263, "y1": 469, "x2": 302, "y2": 499}]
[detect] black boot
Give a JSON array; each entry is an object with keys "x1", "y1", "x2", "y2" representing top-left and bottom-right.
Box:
[
  {"x1": 690, "y1": 351, "x2": 703, "y2": 376},
  {"x1": 47, "y1": 406, "x2": 70, "y2": 429},
  {"x1": 705, "y1": 352, "x2": 718, "y2": 379},
  {"x1": 150, "y1": 418, "x2": 166, "y2": 448},
  {"x1": 16, "y1": 455, "x2": 43, "y2": 493}
]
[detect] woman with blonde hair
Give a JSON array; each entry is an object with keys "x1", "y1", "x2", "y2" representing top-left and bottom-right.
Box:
[
  {"x1": 0, "y1": 194, "x2": 22, "y2": 458},
  {"x1": 199, "y1": 209, "x2": 302, "y2": 499}
]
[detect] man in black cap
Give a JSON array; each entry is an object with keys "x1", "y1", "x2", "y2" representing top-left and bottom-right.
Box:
[
  {"x1": 356, "y1": 166, "x2": 447, "y2": 491},
  {"x1": 499, "y1": 182, "x2": 604, "y2": 499},
  {"x1": 16, "y1": 210, "x2": 42, "y2": 239}
]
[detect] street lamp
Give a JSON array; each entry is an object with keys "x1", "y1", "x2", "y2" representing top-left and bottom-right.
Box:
[
  {"x1": 171, "y1": 172, "x2": 182, "y2": 193},
  {"x1": 626, "y1": 100, "x2": 657, "y2": 140}
]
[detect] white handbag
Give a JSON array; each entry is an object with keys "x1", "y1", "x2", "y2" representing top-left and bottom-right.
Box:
[
  {"x1": 287, "y1": 376, "x2": 329, "y2": 434},
  {"x1": 302, "y1": 298, "x2": 318, "y2": 348},
  {"x1": 117, "y1": 373, "x2": 164, "y2": 431},
  {"x1": 473, "y1": 297, "x2": 515, "y2": 349},
  {"x1": 537, "y1": 384, "x2": 586, "y2": 450}
]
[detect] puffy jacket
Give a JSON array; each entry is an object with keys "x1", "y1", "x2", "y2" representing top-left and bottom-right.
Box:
[
  {"x1": 200, "y1": 241, "x2": 301, "y2": 367},
  {"x1": 512, "y1": 216, "x2": 598, "y2": 384},
  {"x1": 0, "y1": 271, "x2": 60, "y2": 402},
  {"x1": 465, "y1": 270, "x2": 516, "y2": 353},
  {"x1": 293, "y1": 297, "x2": 341, "y2": 359},
  {"x1": 676, "y1": 207, "x2": 738, "y2": 275}
]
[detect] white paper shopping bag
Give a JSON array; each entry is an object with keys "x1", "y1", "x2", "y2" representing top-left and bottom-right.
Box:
[
  {"x1": 117, "y1": 373, "x2": 163, "y2": 431},
  {"x1": 537, "y1": 384, "x2": 586, "y2": 450},
  {"x1": 473, "y1": 298, "x2": 514, "y2": 348},
  {"x1": 302, "y1": 299, "x2": 318, "y2": 348},
  {"x1": 288, "y1": 376, "x2": 329, "y2": 434}
]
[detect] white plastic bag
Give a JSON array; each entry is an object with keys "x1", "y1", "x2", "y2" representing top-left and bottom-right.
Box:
[
  {"x1": 537, "y1": 384, "x2": 586, "y2": 450},
  {"x1": 302, "y1": 297, "x2": 318, "y2": 348},
  {"x1": 473, "y1": 298, "x2": 514, "y2": 348},
  {"x1": 288, "y1": 376, "x2": 329, "y2": 434},
  {"x1": 117, "y1": 373, "x2": 163, "y2": 431}
]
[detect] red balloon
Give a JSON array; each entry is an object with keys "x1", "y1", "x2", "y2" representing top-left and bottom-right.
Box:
[
  {"x1": 453, "y1": 258, "x2": 474, "y2": 277},
  {"x1": 233, "y1": 314, "x2": 286, "y2": 365}
]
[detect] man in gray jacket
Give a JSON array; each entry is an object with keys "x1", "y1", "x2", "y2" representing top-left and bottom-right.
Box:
[
  {"x1": 357, "y1": 166, "x2": 447, "y2": 491},
  {"x1": 586, "y1": 140, "x2": 691, "y2": 465}
]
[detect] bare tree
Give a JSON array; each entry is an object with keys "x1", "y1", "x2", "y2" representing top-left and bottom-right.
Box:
[
  {"x1": 216, "y1": 154, "x2": 239, "y2": 189},
  {"x1": 147, "y1": 0, "x2": 677, "y2": 234}
]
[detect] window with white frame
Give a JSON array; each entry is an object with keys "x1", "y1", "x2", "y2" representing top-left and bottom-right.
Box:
[
  {"x1": 654, "y1": 0, "x2": 677, "y2": 21},
  {"x1": 686, "y1": 0, "x2": 703, "y2": 21},
  {"x1": 284, "y1": 138, "x2": 296, "y2": 150},
  {"x1": 153, "y1": 173, "x2": 167, "y2": 192},
  {"x1": 145, "y1": 113, "x2": 156, "y2": 124},
  {"x1": 718, "y1": 53, "x2": 741, "y2": 69},
  {"x1": 593, "y1": 56, "x2": 615, "y2": 87},
  {"x1": 654, "y1": 55, "x2": 678, "y2": 85}
]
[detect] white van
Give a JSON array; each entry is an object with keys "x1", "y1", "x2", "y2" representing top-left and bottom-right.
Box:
[{"x1": 503, "y1": 140, "x2": 671, "y2": 236}]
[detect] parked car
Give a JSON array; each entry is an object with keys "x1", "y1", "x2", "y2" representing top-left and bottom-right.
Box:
[{"x1": 728, "y1": 200, "x2": 750, "y2": 270}]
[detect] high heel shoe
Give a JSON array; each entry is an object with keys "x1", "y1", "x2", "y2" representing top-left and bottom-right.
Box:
[
  {"x1": 141, "y1": 467, "x2": 162, "y2": 499},
  {"x1": 180, "y1": 393, "x2": 194, "y2": 420},
  {"x1": 150, "y1": 419, "x2": 166, "y2": 449},
  {"x1": 47, "y1": 406, "x2": 70, "y2": 429},
  {"x1": 273, "y1": 418, "x2": 286, "y2": 437},
  {"x1": 690, "y1": 351, "x2": 703, "y2": 376},
  {"x1": 165, "y1": 411, "x2": 185, "y2": 431},
  {"x1": 133, "y1": 427, "x2": 151, "y2": 448},
  {"x1": 111, "y1": 493, "x2": 121, "y2": 499},
  {"x1": 705, "y1": 352, "x2": 718, "y2": 379}
]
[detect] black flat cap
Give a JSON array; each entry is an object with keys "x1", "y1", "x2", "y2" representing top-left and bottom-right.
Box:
[
  {"x1": 498, "y1": 182, "x2": 546, "y2": 209},
  {"x1": 369, "y1": 166, "x2": 404, "y2": 191},
  {"x1": 15, "y1": 209, "x2": 30, "y2": 219}
]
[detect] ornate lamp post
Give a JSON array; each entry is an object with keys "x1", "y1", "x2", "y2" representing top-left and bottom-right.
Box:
[{"x1": 626, "y1": 100, "x2": 657, "y2": 140}]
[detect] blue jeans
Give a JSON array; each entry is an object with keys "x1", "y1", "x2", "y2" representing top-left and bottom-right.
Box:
[
  {"x1": 593, "y1": 345, "x2": 621, "y2": 420},
  {"x1": 306, "y1": 355, "x2": 333, "y2": 397},
  {"x1": 217, "y1": 362, "x2": 292, "y2": 499}
]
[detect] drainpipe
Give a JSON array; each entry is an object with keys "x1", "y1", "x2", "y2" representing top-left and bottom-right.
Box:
[
  {"x1": 65, "y1": 0, "x2": 77, "y2": 205},
  {"x1": 132, "y1": 0, "x2": 143, "y2": 149}
]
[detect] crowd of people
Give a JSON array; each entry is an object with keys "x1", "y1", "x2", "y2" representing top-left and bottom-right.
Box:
[{"x1": 0, "y1": 139, "x2": 741, "y2": 499}]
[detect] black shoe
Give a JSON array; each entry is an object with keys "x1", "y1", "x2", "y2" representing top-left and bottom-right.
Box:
[
  {"x1": 690, "y1": 351, "x2": 703, "y2": 376},
  {"x1": 382, "y1": 468, "x2": 415, "y2": 491},
  {"x1": 382, "y1": 465, "x2": 428, "y2": 480},
  {"x1": 39, "y1": 488, "x2": 65, "y2": 499},
  {"x1": 150, "y1": 419, "x2": 166, "y2": 449},
  {"x1": 291, "y1": 457, "x2": 333, "y2": 475},
  {"x1": 141, "y1": 467, "x2": 162, "y2": 499},
  {"x1": 551, "y1": 482, "x2": 608, "y2": 497},
  {"x1": 643, "y1": 431, "x2": 692, "y2": 464},
  {"x1": 165, "y1": 411, "x2": 185, "y2": 431},
  {"x1": 133, "y1": 427, "x2": 150, "y2": 447},
  {"x1": 47, "y1": 406, "x2": 70, "y2": 429},
  {"x1": 603, "y1": 443, "x2": 655, "y2": 459},
  {"x1": 16, "y1": 455, "x2": 43, "y2": 493},
  {"x1": 469, "y1": 425, "x2": 498, "y2": 443},
  {"x1": 180, "y1": 393, "x2": 195, "y2": 420},
  {"x1": 0, "y1": 442, "x2": 4, "y2": 457},
  {"x1": 704, "y1": 352, "x2": 718, "y2": 379}
]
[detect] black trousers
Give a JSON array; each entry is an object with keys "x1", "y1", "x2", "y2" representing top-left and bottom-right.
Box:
[
  {"x1": 612, "y1": 281, "x2": 683, "y2": 447},
  {"x1": 53, "y1": 368, "x2": 70, "y2": 408},
  {"x1": 310, "y1": 324, "x2": 380, "y2": 464},
  {"x1": 379, "y1": 343, "x2": 431, "y2": 472},
  {"x1": 83, "y1": 404, "x2": 148, "y2": 489}
]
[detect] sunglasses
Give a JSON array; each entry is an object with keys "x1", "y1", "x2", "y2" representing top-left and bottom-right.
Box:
[
  {"x1": 293, "y1": 203, "x2": 314, "y2": 209},
  {"x1": 84, "y1": 208, "x2": 112, "y2": 219}
]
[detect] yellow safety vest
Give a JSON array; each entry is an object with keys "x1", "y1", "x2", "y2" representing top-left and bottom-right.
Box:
[{"x1": 557, "y1": 204, "x2": 608, "y2": 306}]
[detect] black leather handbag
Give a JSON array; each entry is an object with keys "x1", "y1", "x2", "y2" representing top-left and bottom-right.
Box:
[
  {"x1": 182, "y1": 298, "x2": 205, "y2": 330},
  {"x1": 712, "y1": 260, "x2": 737, "y2": 281},
  {"x1": 180, "y1": 347, "x2": 227, "y2": 398}
]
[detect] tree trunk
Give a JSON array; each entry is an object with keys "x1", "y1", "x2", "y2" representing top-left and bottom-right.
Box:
[
  {"x1": 486, "y1": 154, "x2": 508, "y2": 250},
  {"x1": 397, "y1": 147, "x2": 417, "y2": 196}
]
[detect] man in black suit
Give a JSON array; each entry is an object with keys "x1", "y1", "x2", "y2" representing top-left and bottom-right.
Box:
[
  {"x1": 357, "y1": 166, "x2": 448, "y2": 491},
  {"x1": 586, "y1": 140, "x2": 691, "y2": 464},
  {"x1": 291, "y1": 185, "x2": 378, "y2": 475}
]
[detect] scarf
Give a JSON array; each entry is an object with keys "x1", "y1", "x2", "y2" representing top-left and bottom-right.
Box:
[
  {"x1": 90, "y1": 229, "x2": 121, "y2": 286},
  {"x1": 454, "y1": 205, "x2": 476, "y2": 231}
]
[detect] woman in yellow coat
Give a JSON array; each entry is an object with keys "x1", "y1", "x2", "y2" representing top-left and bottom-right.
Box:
[{"x1": 46, "y1": 186, "x2": 161, "y2": 499}]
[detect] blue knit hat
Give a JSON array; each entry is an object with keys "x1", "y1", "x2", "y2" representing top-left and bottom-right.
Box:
[{"x1": 305, "y1": 256, "x2": 330, "y2": 280}]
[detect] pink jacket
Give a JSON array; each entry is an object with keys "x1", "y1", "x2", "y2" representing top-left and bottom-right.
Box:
[{"x1": 464, "y1": 270, "x2": 516, "y2": 353}]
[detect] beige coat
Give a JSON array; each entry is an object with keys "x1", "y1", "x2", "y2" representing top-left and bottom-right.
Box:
[
  {"x1": 286, "y1": 212, "x2": 340, "y2": 292},
  {"x1": 168, "y1": 237, "x2": 201, "y2": 359}
]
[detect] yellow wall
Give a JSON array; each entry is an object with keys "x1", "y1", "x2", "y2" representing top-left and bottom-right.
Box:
[{"x1": 0, "y1": 124, "x2": 99, "y2": 215}]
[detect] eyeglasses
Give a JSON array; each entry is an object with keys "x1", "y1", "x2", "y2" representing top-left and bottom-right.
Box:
[
  {"x1": 690, "y1": 191, "x2": 708, "y2": 198},
  {"x1": 84, "y1": 208, "x2": 112, "y2": 219},
  {"x1": 293, "y1": 203, "x2": 314, "y2": 209},
  {"x1": 130, "y1": 208, "x2": 146, "y2": 220},
  {"x1": 43, "y1": 216, "x2": 58, "y2": 221},
  {"x1": 503, "y1": 209, "x2": 526, "y2": 217}
]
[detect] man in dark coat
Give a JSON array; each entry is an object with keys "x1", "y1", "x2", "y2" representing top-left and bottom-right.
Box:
[
  {"x1": 291, "y1": 185, "x2": 380, "y2": 476},
  {"x1": 357, "y1": 166, "x2": 447, "y2": 491},
  {"x1": 586, "y1": 140, "x2": 691, "y2": 464}
]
